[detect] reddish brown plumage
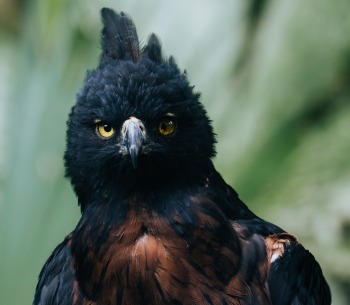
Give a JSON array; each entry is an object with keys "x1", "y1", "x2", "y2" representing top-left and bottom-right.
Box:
[{"x1": 66, "y1": 195, "x2": 279, "y2": 305}]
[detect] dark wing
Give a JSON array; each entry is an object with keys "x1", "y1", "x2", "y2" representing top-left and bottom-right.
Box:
[
  {"x1": 269, "y1": 242, "x2": 331, "y2": 305},
  {"x1": 33, "y1": 234, "x2": 81, "y2": 305},
  {"x1": 208, "y1": 169, "x2": 331, "y2": 305}
]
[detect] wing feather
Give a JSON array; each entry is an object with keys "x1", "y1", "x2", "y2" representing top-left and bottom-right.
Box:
[
  {"x1": 33, "y1": 234, "x2": 78, "y2": 305},
  {"x1": 269, "y1": 243, "x2": 331, "y2": 305},
  {"x1": 210, "y1": 169, "x2": 331, "y2": 305}
]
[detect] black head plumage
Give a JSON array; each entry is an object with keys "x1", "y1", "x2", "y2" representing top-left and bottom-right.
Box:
[
  {"x1": 100, "y1": 9, "x2": 140, "y2": 64},
  {"x1": 142, "y1": 33, "x2": 163, "y2": 64},
  {"x1": 100, "y1": 8, "x2": 163, "y2": 65},
  {"x1": 64, "y1": 8, "x2": 216, "y2": 208}
]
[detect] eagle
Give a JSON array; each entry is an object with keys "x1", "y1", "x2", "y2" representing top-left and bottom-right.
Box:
[{"x1": 33, "y1": 8, "x2": 331, "y2": 305}]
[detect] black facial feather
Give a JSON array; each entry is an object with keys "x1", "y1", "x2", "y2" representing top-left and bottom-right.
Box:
[{"x1": 34, "y1": 8, "x2": 331, "y2": 305}]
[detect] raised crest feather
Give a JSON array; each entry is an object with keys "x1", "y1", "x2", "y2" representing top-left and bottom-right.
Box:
[
  {"x1": 100, "y1": 8, "x2": 140, "y2": 64},
  {"x1": 143, "y1": 33, "x2": 163, "y2": 64}
]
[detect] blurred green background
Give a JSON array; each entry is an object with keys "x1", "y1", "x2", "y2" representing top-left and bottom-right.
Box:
[{"x1": 1, "y1": 0, "x2": 349, "y2": 304}]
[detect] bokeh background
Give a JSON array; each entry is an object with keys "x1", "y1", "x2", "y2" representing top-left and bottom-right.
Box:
[{"x1": 0, "y1": 0, "x2": 350, "y2": 304}]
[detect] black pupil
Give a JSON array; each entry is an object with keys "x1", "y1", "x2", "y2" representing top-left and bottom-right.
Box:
[
  {"x1": 161, "y1": 122, "x2": 168, "y2": 132},
  {"x1": 104, "y1": 125, "x2": 112, "y2": 132}
]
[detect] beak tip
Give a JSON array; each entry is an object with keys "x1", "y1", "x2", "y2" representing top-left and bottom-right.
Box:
[
  {"x1": 131, "y1": 158, "x2": 138, "y2": 169},
  {"x1": 129, "y1": 147, "x2": 138, "y2": 169}
]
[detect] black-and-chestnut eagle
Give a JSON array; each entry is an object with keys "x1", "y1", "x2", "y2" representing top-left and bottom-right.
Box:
[{"x1": 33, "y1": 8, "x2": 331, "y2": 305}]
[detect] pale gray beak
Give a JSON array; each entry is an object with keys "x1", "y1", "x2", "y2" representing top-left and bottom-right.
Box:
[{"x1": 121, "y1": 117, "x2": 146, "y2": 169}]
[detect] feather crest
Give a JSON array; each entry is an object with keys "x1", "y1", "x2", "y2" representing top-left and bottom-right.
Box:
[
  {"x1": 142, "y1": 33, "x2": 163, "y2": 64},
  {"x1": 100, "y1": 8, "x2": 140, "y2": 64}
]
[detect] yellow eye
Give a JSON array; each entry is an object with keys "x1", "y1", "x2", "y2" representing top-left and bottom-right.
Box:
[
  {"x1": 158, "y1": 116, "x2": 176, "y2": 136},
  {"x1": 96, "y1": 122, "x2": 115, "y2": 139}
]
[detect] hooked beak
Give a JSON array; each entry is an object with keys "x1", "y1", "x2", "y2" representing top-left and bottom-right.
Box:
[{"x1": 121, "y1": 117, "x2": 146, "y2": 169}]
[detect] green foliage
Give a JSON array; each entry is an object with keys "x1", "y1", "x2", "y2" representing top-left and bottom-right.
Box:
[{"x1": 0, "y1": 0, "x2": 349, "y2": 304}]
